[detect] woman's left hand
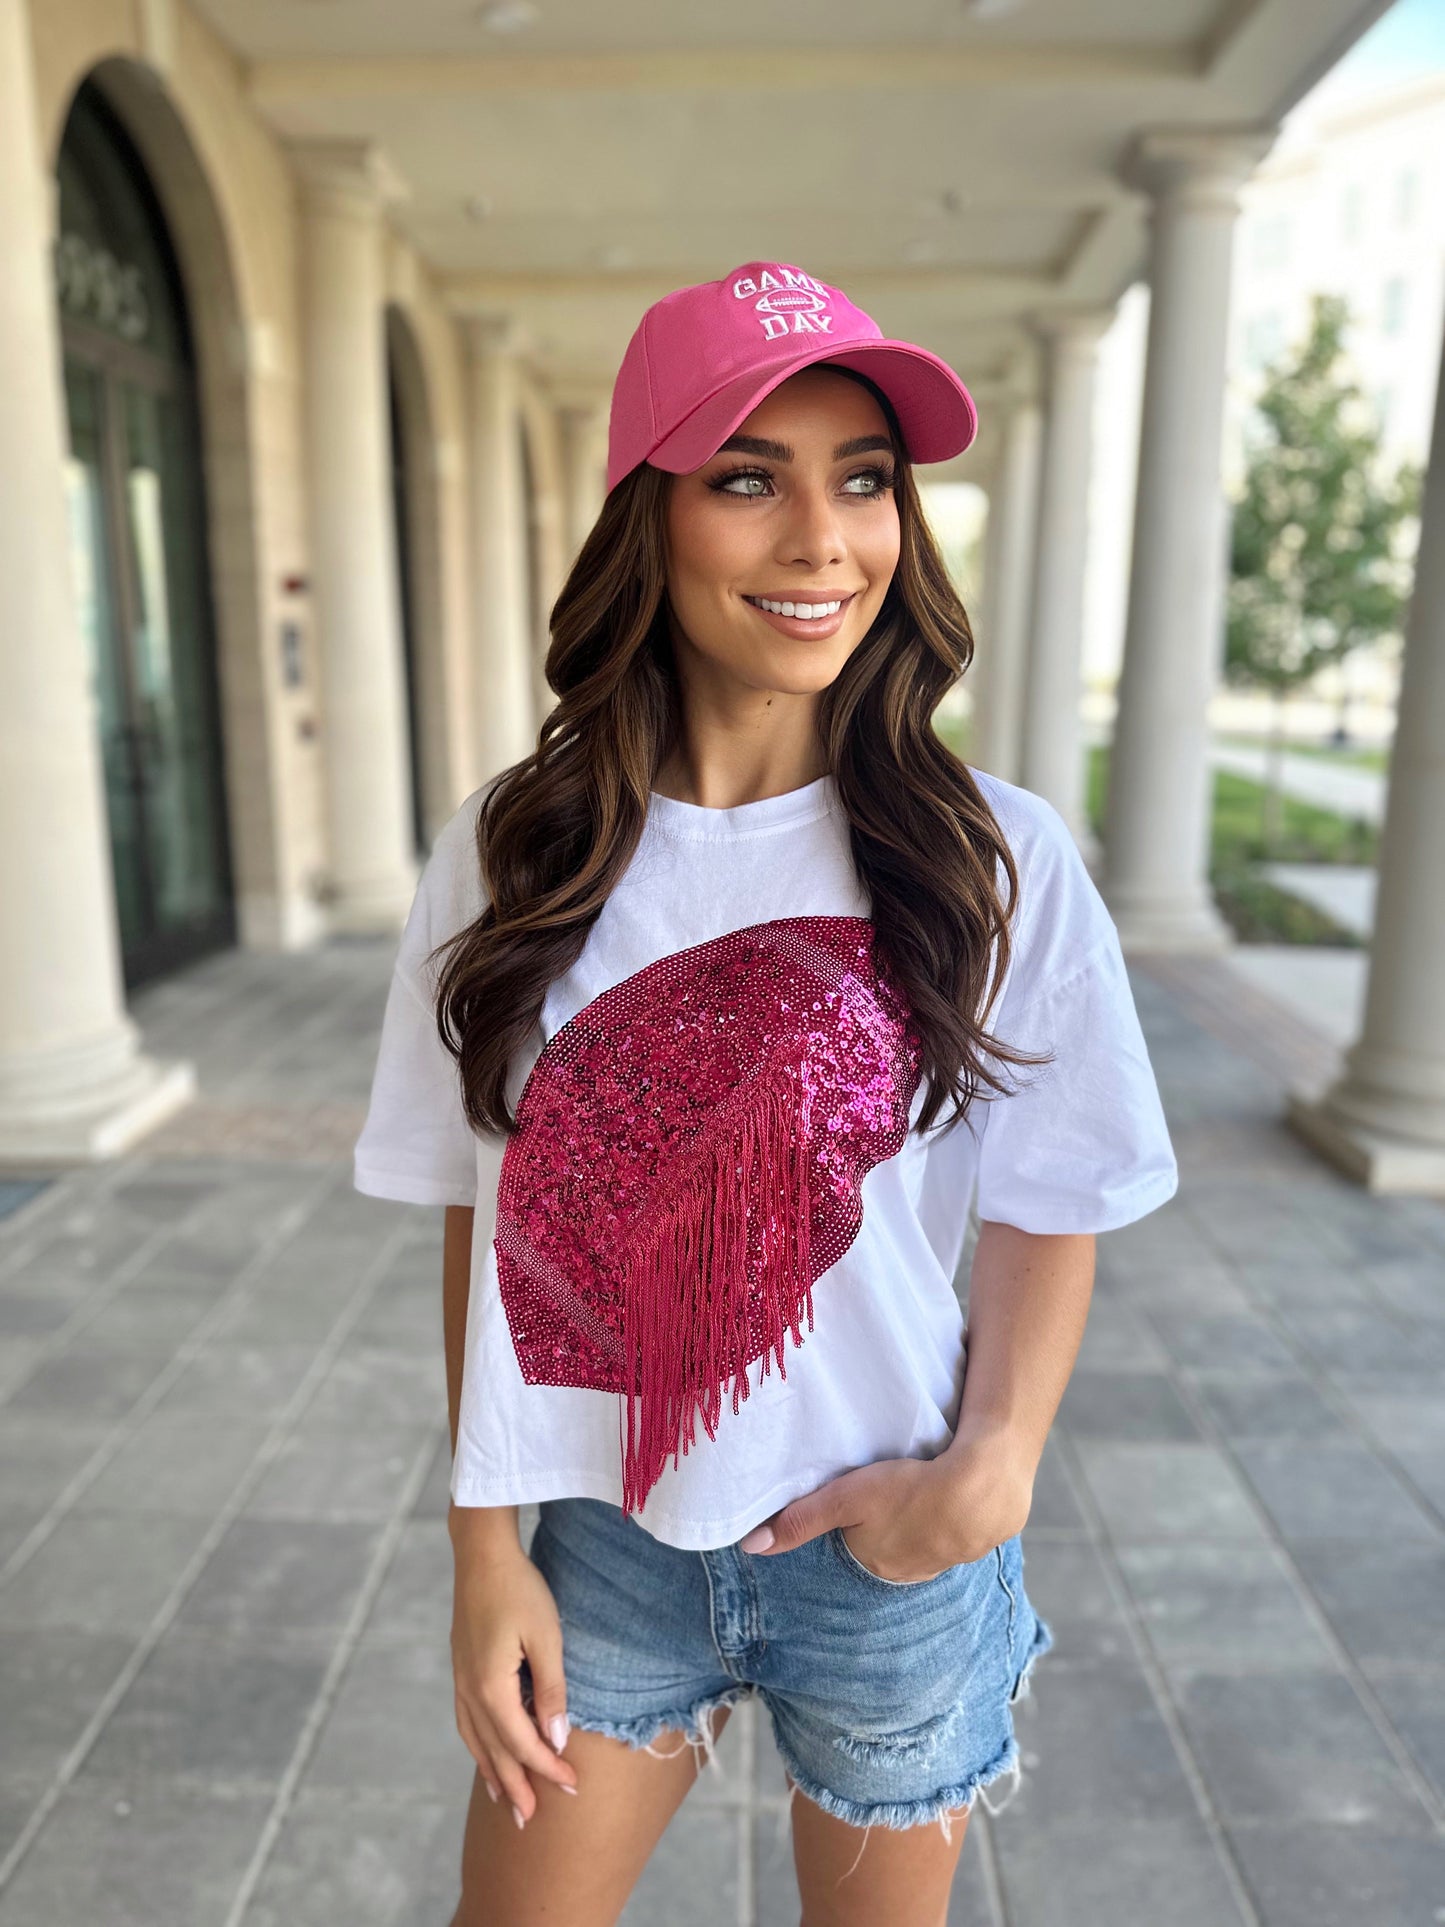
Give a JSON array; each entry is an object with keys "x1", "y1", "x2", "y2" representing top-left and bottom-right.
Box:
[{"x1": 737, "y1": 1430, "x2": 1035, "y2": 1582}]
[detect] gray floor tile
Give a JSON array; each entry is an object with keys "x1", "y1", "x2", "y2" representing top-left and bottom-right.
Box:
[
  {"x1": 981, "y1": 1659, "x2": 1199, "y2": 1829},
  {"x1": 1146, "y1": 1309, "x2": 1301, "y2": 1374},
  {"x1": 1227, "y1": 1822, "x2": 1445, "y2": 1927},
  {"x1": 1273, "y1": 1303, "x2": 1445, "y2": 1375},
  {"x1": 1070, "y1": 1300, "x2": 1172, "y2": 1371},
  {"x1": 623, "y1": 1795, "x2": 741, "y2": 1924},
  {"x1": 1023, "y1": 1435, "x2": 1088, "y2": 1534},
  {"x1": 305, "y1": 1350, "x2": 448, "y2": 1433},
  {"x1": 990, "y1": 1813, "x2": 1247, "y2": 1927},
  {"x1": 3, "y1": 1343, "x2": 172, "y2": 1424},
  {"x1": 0, "y1": 1510, "x2": 211, "y2": 1636},
  {"x1": 1170, "y1": 1667, "x2": 1435, "y2": 1830},
  {"x1": 0, "y1": 1778, "x2": 272, "y2": 1927},
  {"x1": 1292, "y1": 1539, "x2": 1445, "y2": 1668},
  {"x1": 244, "y1": 1418, "x2": 436, "y2": 1523},
  {"x1": 360, "y1": 1519, "x2": 452, "y2": 1649},
  {"x1": 1185, "y1": 1369, "x2": 1350, "y2": 1442},
  {"x1": 1234, "y1": 1439, "x2": 1441, "y2": 1544},
  {"x1": 0, "y1": 1626, "x2": 135, "y2": 1809},
  {"x1": 174, "y1": 1517, "x2": 384, "y2": 1637},
  {"x1": 73, "y1": 1410, "x2": 271, "y2": 1517},
  {"x1": 239, "y1": 1786, "x2": 464, "y2": 1927},
  {"x1": 1362, "y1": 1666, "x2": 1445, "y2": 1803},
  {"x1": 1057, "y1": 1370, "x2": 1204, "y2": 1443},
  {"x1": 1013, "y1": 1538, "x2": 1136, "y2": 1665},
  {"x1": 79, "y1": 1627, "x2": 333, "y2": 1788},
  {"x1": 1071, "y1": 1441, "x2": 1271, "y2": 1545},
  {"x1": 305, "y1": 1638, "x2": 473, "y2": 1794},
  {"x1": 1114, "y1": 1543, "x2": 1334, "y2": 1672},
  {"x1": 150, "y1": 1343, "x2": 321, "y2": 1420}
]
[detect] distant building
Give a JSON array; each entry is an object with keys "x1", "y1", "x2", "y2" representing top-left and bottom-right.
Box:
[{"x1": 1228, "y1": 72, "x2": 1445, "y2": 479}]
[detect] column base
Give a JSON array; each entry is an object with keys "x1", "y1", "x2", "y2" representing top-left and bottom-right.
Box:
[
  {"x1": 1287, "y1": 1090, "x2": 1445, "y2": 1196},
  {"x1": 0, "y1": 1053, "x2": 196, "y2": 1169},
  {"x1": 1101, "y1": 884, "x2": 1235, "y2": 956}
]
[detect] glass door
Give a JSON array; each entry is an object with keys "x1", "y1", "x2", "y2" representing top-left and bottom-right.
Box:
[{"x1": 55, "y1": 80, "x2": 235, "y2": 990}]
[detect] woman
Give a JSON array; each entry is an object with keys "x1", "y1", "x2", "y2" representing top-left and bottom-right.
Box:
[{"x1": 354, "y1": 260, "x2": 1177, "y2": 1925}]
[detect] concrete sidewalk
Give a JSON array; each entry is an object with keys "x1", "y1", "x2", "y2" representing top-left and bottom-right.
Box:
[
  {"x1": 0, "y1": 939, "x2": 1442, "y2": 1925},
  {"x1": 1210, "y1": 742, "x2": 1386, "y2": 826}
]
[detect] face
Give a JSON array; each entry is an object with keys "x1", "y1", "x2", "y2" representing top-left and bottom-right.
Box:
[{"x1": 661, "y1": 366, "x2": 902, "y2": 702}]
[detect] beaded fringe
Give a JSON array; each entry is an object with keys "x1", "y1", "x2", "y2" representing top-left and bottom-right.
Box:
[{"x1": 618, "y1": 1077, "x2": 814, "y2": 1515}]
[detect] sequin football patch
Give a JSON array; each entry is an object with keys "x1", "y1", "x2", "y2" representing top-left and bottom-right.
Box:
[{"x1": 492, "y1": 915, "x2": 923, "y2": 1516}]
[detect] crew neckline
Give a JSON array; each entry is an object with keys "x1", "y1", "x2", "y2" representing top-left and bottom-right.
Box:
[{"x1": 646, "y1": 772, "x2": 838, "y2": 839}]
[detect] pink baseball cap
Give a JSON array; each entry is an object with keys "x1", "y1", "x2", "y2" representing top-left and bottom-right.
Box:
[{"x1": 606, "y1": 259, "x2": 979, "y2": 492}]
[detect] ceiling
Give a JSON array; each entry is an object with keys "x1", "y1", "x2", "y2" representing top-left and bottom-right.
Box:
[{"x1": 192, "y1": 0, "x2": 1394, "y2": 475}]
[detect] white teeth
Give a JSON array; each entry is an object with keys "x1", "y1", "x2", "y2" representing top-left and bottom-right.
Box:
[{"x1": 752, "y1": 597, "x2": 843, "y2": 619}]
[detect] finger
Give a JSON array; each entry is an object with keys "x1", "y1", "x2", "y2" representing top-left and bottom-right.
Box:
[
  {"x1": 454, "y1": 1696, "x2": 500, "y2": 1801},
  {"x1": 524, "y1": 1631, "x2": 572, "y2": 1759},
  {"x1": 470, "y1": 1698, "x2": 540, "y2": 1825},
  {"x1": 488, "y1": 1683, "x2": 580, "y2": 1806}
]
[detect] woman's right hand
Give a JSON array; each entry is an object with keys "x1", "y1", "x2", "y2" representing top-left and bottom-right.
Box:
[{"x1": 450, "y1": 1527, "x2": 581, "y2": 1824}]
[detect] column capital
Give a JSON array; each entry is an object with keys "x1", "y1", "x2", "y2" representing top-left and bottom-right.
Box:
[
  {"x1": 289, "y1": 139, "x2": 409, "y2": 221},
  {"x1": 1119, "y1": 124, "x2": 1278, "y2": 211},
  {"x1": 1025, "y1": 304, "x2": 1115, "y2": 352}
]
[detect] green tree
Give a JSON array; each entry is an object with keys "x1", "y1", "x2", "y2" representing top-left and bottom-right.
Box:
[{"x1": 1225, "y1": 291, "x2": 1420, "y2": 845}]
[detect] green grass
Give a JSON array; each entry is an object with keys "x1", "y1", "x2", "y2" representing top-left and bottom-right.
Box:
[{"x1": 1087, "y1": 746, "x2": 1371, "y2": 947}]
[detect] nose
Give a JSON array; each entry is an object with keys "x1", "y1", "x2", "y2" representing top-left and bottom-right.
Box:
[{"x1": 775, "y1": 481, "x2": 846, "y2": 573}]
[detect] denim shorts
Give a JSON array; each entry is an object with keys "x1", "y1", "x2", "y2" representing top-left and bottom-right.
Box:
[{"x1": 517, "y1": 1494, "x2": 1054, "y2": 1843}]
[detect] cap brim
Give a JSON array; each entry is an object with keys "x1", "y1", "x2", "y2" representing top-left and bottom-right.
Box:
[{"x1": 641, "y1": 338, "x2": 978, "y2": 480}]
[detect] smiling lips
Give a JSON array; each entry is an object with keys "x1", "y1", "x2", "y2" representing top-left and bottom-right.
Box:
[{"x1": 743, "y1": 591, "x2": 857, "y2": 630}]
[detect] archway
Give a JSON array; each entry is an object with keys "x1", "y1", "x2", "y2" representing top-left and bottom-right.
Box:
[{"x1": 54, "y1": 76, "x2": 236, "y2": 989}]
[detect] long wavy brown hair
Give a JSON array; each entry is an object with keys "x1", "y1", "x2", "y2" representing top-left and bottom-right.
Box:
[{"x1": 432, "y1": 367, "x2": 1040, "y2": 1142}]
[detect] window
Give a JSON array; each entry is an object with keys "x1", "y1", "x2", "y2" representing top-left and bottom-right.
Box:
[
  {"x1": 1382, "y1": 276, "x2": 1407, "y2": 335},
  {"x1": 1340, "y1": 182, "x2": 1364, "y2": 243},
  {"x1": 1396, "y1": 169, "x2": 1418, "y2": 227}
]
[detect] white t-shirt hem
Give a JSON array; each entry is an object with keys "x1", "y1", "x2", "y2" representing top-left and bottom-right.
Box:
[
  {"x1": 448, "y1": 1464, "x2": 836, "y2": 1551},
  {"x1": 353, "y1": 1160, "x2": 476, "y2": 1208},
  {"x1": 977, "y1": 1166, "x2": 1179, "y2": 1237}
]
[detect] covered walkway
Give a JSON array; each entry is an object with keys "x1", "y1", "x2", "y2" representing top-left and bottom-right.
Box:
[{"x1": 0, "y1": 941, "x2": 1441, "y2": 1925}]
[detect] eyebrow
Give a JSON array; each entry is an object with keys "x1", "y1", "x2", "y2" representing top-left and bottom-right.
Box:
[{"x1": 714, "y1": 433, "x2": 895, "y2": 462}]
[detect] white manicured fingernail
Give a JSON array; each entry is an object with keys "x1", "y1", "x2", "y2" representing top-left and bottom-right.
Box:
[
  {"x1": 549, "y1": 1714, "x2": 570, "y2": 1752},
  {"x1": 485, "y1": 1780, "x2": 498, "y2": 1802},
  {"x1": 512, "y1": 1803, "x2": 526, "y2": 1829}
]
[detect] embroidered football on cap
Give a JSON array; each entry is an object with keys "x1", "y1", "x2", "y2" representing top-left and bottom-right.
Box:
[{"x1": 492, "y1": 915, "x2": 923, "y2": 1515}]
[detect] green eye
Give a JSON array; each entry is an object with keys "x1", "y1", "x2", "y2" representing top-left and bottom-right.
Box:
[{"x1": 709, "y1": 468, "x2": 773, "y2": 497}]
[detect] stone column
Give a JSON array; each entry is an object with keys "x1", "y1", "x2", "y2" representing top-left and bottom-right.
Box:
[
  {"x1": 970, "y1": 401, "x2": 1042, "y2": 784},
  {"x1": 1288, "y1": 310, "x2": 1445, "y2": 1193},
  {"x1": 1019, "y1": 310, "x2": 1112, "y2": 842},
  {"x1": 292, "y1": 139, "x2": 417, "y2": 932},
  {"x1": 557, "y1": 394, "x2": 610, "y2": 562},
  {"x1": 1101, "y1": 127, "x2": 1276, "y2": 951},
  {"x1": 467, "y1": 317, "x2": 536, "y2": 778},
  {"x1": 0, "y1": 0, "x2": 193, "y2": 1165}
]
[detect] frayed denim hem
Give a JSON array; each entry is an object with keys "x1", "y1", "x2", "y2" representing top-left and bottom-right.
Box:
[
  {"x1": 520, "y1": 1677, "x2": 756, "y2": 1784},
  {"x1": 768, "y1": 1723, "x2": 1025, "y2": 1878},
  {"x1": 763, "y1": 1609, "x2": 1058, "y2": 1881}
]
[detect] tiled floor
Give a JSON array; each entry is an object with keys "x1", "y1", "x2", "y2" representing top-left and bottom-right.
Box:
[{"x1": 0, "y1": 940, "x2": 1442, "y2": 1924}]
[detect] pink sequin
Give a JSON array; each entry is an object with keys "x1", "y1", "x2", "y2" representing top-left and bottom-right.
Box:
[{"x1": 493, "y1": 915, "x2": 923, "y2": 1515}]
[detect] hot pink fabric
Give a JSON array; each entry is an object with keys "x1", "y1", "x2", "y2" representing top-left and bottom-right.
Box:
[{"x1": 606, "y1": 259, "x2": 978, "y2": 491}]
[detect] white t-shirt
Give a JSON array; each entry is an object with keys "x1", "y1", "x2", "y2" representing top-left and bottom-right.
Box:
[{"x1": 353, "y1": 769, "x2": 1177, "y2": 1550}]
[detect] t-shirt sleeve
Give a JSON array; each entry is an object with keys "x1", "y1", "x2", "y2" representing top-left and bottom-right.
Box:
[
  {"x1": 969, "y1": 782, "x2": 1179, "y2": 1236},
  {"x1": 352, "y1": 788, "x2": 494, "y2": 1208}
]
